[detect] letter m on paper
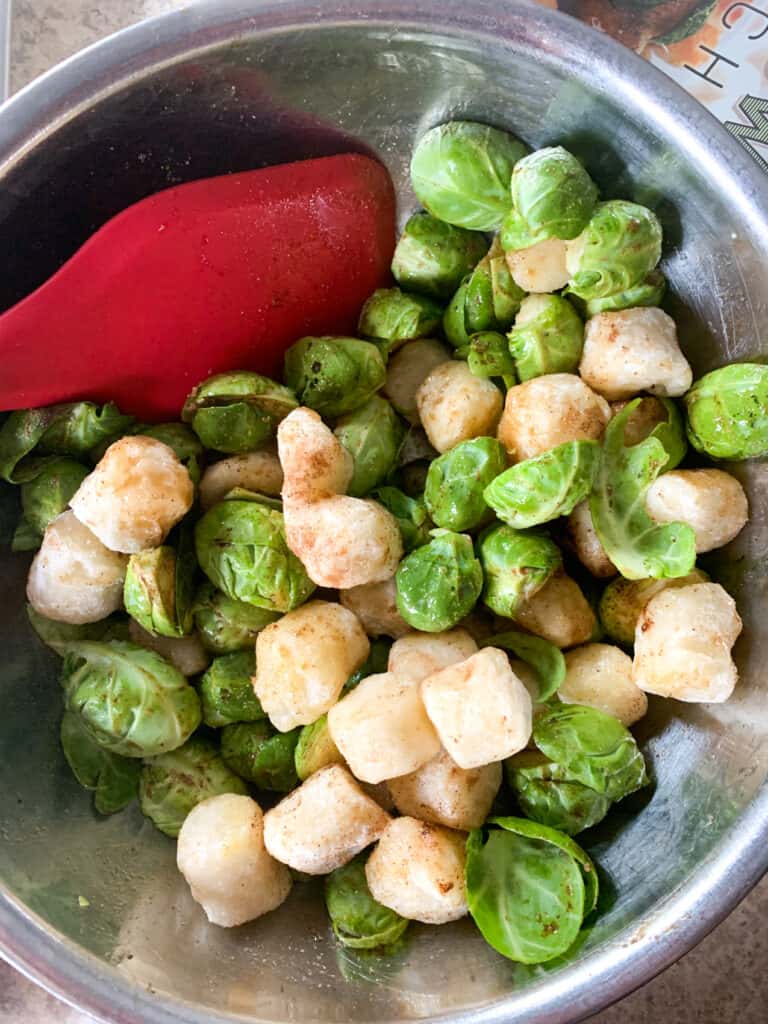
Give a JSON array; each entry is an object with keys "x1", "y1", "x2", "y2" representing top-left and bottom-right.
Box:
[{"x1": 724, "y1": 95, "x2": 768, "y2": 173}]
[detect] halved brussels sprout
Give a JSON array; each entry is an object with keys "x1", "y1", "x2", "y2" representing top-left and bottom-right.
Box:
[
  {"x1": 61, "y1": 641, "x2": 201, "y2": 758},
  {"x1": 12, "y1": 456, "x2": 90, "y2": 551},
  {"x1": 507, "y1": 295, "x2": 584, "y2": 382},
  {"x1": 684, "y1": 363, "x2": 768, "y2": 459},
  {"x1": 334, "y1": 397, "x2": 406, "y2": 498},
  {"x1": 193, "y1": 582, "x2": 279, "y2": 654},
  {"x1": 124, "y1": 526, "x2": 197, "y2": 638},
  {"x1": 583, "y1": 269, "x2": 666, "y2": 317},
  {"x1": 425, "y1": 437, "x2": 506, "y2": 532},
  {"x1": 395, "y1": 529, "x2": 483, "y2": 632},
  {"x1": 0, "y1": 401, "x2": 133, "y2": 483},
  {"x1": 60, "y1": 710, "x2": 140, "y2": 815},
  {"x1": 484, "y1": 440, "x2": 600, "y2": 529},
  {"x1": 478, "y1": 524, "x2": 562, "y2": 617},
  {"x1": 199, "y1": 649, "x2": 265, "y2": 728},
  {"x1": 358, "y1": 288, "x2": 443, "y2": 354},
  {"x1": 565, "y1": 200, "x2": 662, "y2": 301},
  {"x1": 500, "y1": 147, "x2": 598, "y2": 251},
  {"x1": 221, "y1": 721, "x2": 300, "y2": 792},
  {"x1": 325, "y1": 855, "x2": 408, "y2": 949},
  {"x1": 182, "y1": 372, "x2": 297, "y2": 454},
  {"x1": 505, "y1": 750, "x2": 611, "y2": 836},
  {"x1": 444, "y1": 243, "x2": 525, "y2": 349},
  {"x1": 294, "y1": 714, "x2": 345, "y2": 781},
  {"x1": 284, "y1": 336, "x2": 386, "y2": 417},
  {"x1": 369, "y1": 487, "x2": 431, "y2": 552},
  {"x1": 467, "y1": 332, "x2": 517, "y2": 386},
  {"x1": 140, "y1": 736, "x2": 248, "y2": 837},
  {"x1": 410, "y1": 120, "x2": 529, "y2": 231},
  {"x1": 195, "y1": 501, "x2": 315, "y2": 611},
  {"x1": 391, "y1": 212, "x2": 489, "y2": 299}
]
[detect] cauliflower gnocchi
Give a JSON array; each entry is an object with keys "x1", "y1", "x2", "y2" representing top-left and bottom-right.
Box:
[
  {"x1": 505, "y1": 238, "x2": 569, "y2": 293},
  {"x1": 421, "y1": 648, "x2": 532, "y2": 768},
  {"x1": 339, "y1": 576, "x2": 410, "y2": 638},
  {"x1": 177, "y1": 794, "x2": 292, "y2": 927},
  {"x1": 388, "y1": 749, "x2": 502, "y2": 831},
  {"x1": 388, "y1": 629, "x2": 478, "y2": 685},
  {"x1": 497, "y1": 374, "x2": 611, "y2": 462},
  {"x1": 566, "y1": 501, "x2": 616, "y2": 578},
  {"x1": 255, "y1": 600, "x2": 369, "y2": 732},
  {"x1": 644, "y1": 468, "x2": 748, "y2": 553},
  {"x1": 70, "y1": 436, "x2": 194, "y2": 553},
  {"x1": 277, "y1": 406, "x2": 352, "y2": 504},
  {"x1": 328, "y1": 671, "x2": 441, "y2": 784},
  {"x1": 560, "y1": 643, "x2": 647, "y2": 726},
  {"x1": 633, "y1": 583, "x2": 742, "y2": 703},
  {"x1": 514, "y1": 572, "x2": 598, "y2": 648},
  {"x1": 263, "y1": 765, "x2": 390, "y2": 874},
  {"x1": 416, "y1": 361, "x2": 503, "y2": 453},
  {"x1": 199, "y1": 450, "x2": 283, "y2": 510},
  {"x1": 580, "y1": 308, "x2": 692, "y2": 400},
  {"x1": 27, "y1": 511, "x2": 127, "y2": 624},
  {"x1": 366, "y1": 816, "x2": 468, "y2": 924},
  {"x1": 383, "y1": 339, "x2": 451, "y2": 424}
]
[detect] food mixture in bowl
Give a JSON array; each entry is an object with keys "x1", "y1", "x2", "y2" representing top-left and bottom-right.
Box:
[{"x1": 2, "y1": 121, "x2": 765, "y2": 966}]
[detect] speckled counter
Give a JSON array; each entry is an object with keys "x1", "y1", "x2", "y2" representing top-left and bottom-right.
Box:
[{"x1": 2, "y1": 4, "x2": 768, "y2": 1023}]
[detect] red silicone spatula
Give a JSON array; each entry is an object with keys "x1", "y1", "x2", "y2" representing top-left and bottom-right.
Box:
[{"x1": 0, "y1": 153, "x2": 395, "y2": 421}]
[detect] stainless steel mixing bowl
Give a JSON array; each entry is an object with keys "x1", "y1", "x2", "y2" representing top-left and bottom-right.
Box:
[{"x1": 1, "y1": 2, "x2": 767, "y2": 1022}]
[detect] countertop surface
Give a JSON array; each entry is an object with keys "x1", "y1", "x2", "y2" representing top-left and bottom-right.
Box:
[{"x1": 3, "y1": 3, "x2": 768, "y2": 1023}]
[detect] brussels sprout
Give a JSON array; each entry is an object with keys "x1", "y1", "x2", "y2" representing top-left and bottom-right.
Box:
[
  {"x1": 424, "y1": 437, "x2": 506, "y2": 532},
  {"x1": 505, "y1": 751, "x2": 611, "y2": 835},
  {"x1": 466, "y1": 816, "x2": 597, "y2": 963},
  {"x1": 500, "y1": 147, "x2": 598, "y2": 251},
  {"x1": 199, "y1": 650, "x2": 265, "y2": 727},
  {"x1": 533, "y1": 704, "x2": 648, "y2": 802},
  {"x1": 139, "y1": 736, "x2": 248, "y2": 837},
  {"x1": 0, "y1": 401, "x2": 133, "y2": 483},
  {"x1": 61, "y1": 641, "x2": 202, "y2": 758},
  {"x1": 27, "y1": 605, "x2": 130, "y2": 654},
  {"x1": 358, "y1": 288, "x2": 443, "y2": 354},
  {"x1": 565, "y1": 200, "x2": 662, "y2": 301},
  {"x1": 484, "y1": 440, "x2": 600, "y2": 530},
  {"x1": 195, "y1": 501, "x2": 315, "y2": 611},
  {"x1": 590, "y1": 399, "x2": 696, "y2": 579},
  {"x1": 294, "y1": 714, "x2": 345, "y2": 781},
  {"x1": 192, "y1": 582, "x2": 279, "y2": 654},
  {"x1": 182, "y1": 371, "x2": 297, "y2": 454},
  {"x1": 583, "y1": 269, "x2": 666, "y2": 317},
  {"x1": 684, "y1": 363, "x2": 768, "y2": 459},
  {"x1": 598, "y1": 570, "x2": 709, "y2": 647},
  {"x1": 507, "y1": 295, "x2": 584, "y2": 381},
  {"x1": 478, "y1": 524, "x2": 561, "y2": 617},
  {"x1": 60, "y1": 710, "x2": 140, "y2": 815},
  {"x1": 334, "y1": 397, "x2": 406, "y2": 498},
  {"x1": 410, "y1": 121, "x2": 530, "y2": 231},
  {"x1": 221, "y1": 721, "x2": 300, "y2": 791},
  {"x1": 369, "y1": 487, "x2": 431, "y2": 552},
  {"x1": 618, "y1": 395, "x2": 687, "y2": 472},
  {"x1": 20, "y1": 457, "x2": 89, "y2": 536},
  {"x1": 391, "y1": 212, "x2": 489, "y2": 299},
  {"x1": 10, "y1": 518, "x2": 44, "y2": 553},
  {"x1": 284, "y1": 337, "x2": 386, "y2": 417},
  {"x1": 344, "y1": 637, "x2": 392, "y2": 691},
  {"x1": 395, "y1": 529, "x2": 483, "y2": 632},
  {"x1": 484, "y1": 631, "x2": 565, "y2": 702},
  {"x1": 444, "y1": 246, "x2": 525, "y2": 350},
  {"x1": 124, "y1": 525, "x2": 196, "y2": 638},
  {"x1": 467, "y1": 331, "x2": 517, "y2": 387},
  {"x1": 325, "y1": 856, "x2": 409, "y2": 949}
]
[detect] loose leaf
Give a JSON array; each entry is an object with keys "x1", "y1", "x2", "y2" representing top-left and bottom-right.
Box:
[
  {"x1": 590, "y1": 399, "x2": 696, "y2": 580},
  {"x1": 505, "y1": 752, "x2": 611, "y2": 837},
  {"x1": 484, "y1": 630, "x2": 565, "y2": 702},
  {"x1": 60, "y1": 710, "x2": 140, "y2": 815},
  {"x1": 325, "y1": 856, "x2": 408, "y2": 950}
]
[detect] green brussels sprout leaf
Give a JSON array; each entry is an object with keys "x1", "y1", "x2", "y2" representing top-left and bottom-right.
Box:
[
  {"x1": 424, "y1": 437, "x2": 506, "y2": 532},
  {"x1": 182, "y1": 372, "x2": 297, "y2": 454},
  {"x1": 391, "y1": 212, "x2": 489, "y2": 300},
  {"x1": 221, "y1": 721, "x2": 300, "y2": 791},
  {"x1": 199, "y1": 650, "x2": 265, "y2": 728},
  {"x1": 27, "y1": 605, "x2": 130, "y2": 655},
  {"x1": 140, "y1": 735, "x2": 248, "y2": 836},
  {"x1": 124, "y1": 525, "x2": 197, "y2": 639},
  {"x1": 410, "y1": 121, "x2": 530, "y2": 231},
  {"x1": 61, "y1": 641, "x2": 202, "y2": 758},
  {"x1": 467, "y1": 332, "x2": 516, "y2": 387},
  {"x1": 193, "y1": 582, "x2": 279, "y2": 654},
  {"x1": 295, "y1": 714, "x2": 345, "y2": 781},
  {"x1": 284, "y1": 337, "x2": 386, "y2": 417},
  {"x1": 485, "y1": 440, "x2": 600, "y2": 530},
  {"x1": 478, "y1": 524, "x2": 561, "y2": 617},
  {"x1": 396, "y1": 529, "x2": 483, "y2": 632},
  {"x1": 484, "y1": 631, "x2": 565, "y2": 702},
  {"x1": 684, "y1": 363, "x2": 768, "y2": 460},
  {"x1": 590, "y1": 399, "x2": 696, "y2": 579},
  {"x1": 335, "y1": 396, "x2": 406, "y2": 498},
  {"x1": 358, "y1": 288, "x2": 443, "y2": 353},
  {"x1": 583, "y1": 269, "x2": 666, "y2": 317},
  {"x1": 11, "y1": 517, "x2": 43, "y2": 552},
  {"x1": 505, "y1": 751, "x2": 611, "y2": 836},
  {"x1": 60, "y1": 710, "x2": 141, "y2": 815},
  {"x1": 369, "y1": 487, "x2": 431, "y2": 552},
  {"x1": 325, "y1": 856, "x2": 408, "y2": 950},
  {"x1": 507, "y1": 295, "x2": 584, "y2": 382},
  {"x1": 21, "y1": 457, "x2": 89, "y2": 534},
  {"x1": 195, "y1": 501, "x2": 315, "y2": 611}
]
